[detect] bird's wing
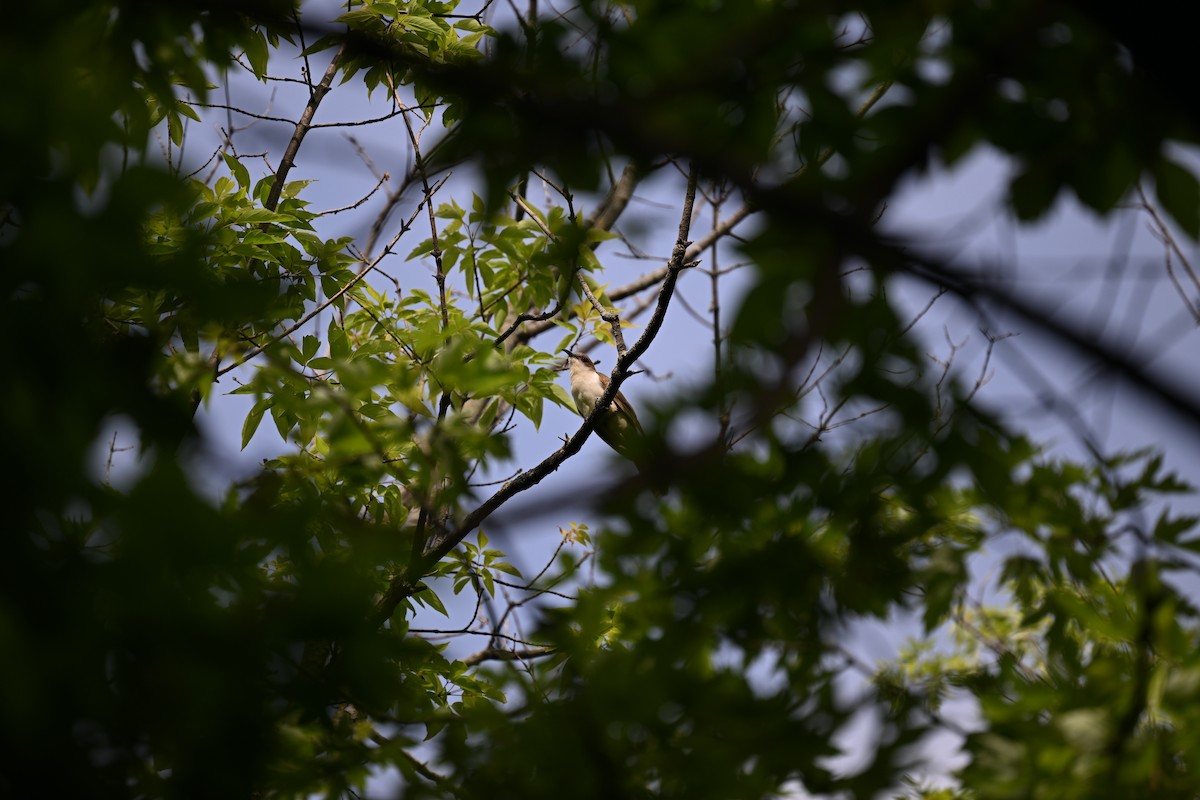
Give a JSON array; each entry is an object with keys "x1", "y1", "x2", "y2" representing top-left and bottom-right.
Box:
[
  {"x1": 596, "y1": 371, "x2": 645, "y2": 433},
  {"x1": 613, "y1": 390, "x2": 644, "y2": 434}
]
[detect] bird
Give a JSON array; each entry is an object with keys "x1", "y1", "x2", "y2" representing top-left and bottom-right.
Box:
[
  {"x1": 563, "y1": 349, "x2": 643, "y2": 454},
  {"x1": 563, "y1": 348, "x2": 651, "y2": 467}
]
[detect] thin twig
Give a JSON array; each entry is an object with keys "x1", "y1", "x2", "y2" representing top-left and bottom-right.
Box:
[
  {"x1": 314, "y1": 172, "x2": 390, "y2": 217},
  {"x1": 1136, "y1": 184, "x2": 1200, "y2": 323}
]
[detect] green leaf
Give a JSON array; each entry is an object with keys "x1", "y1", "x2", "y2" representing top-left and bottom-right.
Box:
[
  {"x1": 233, "y1": 208, "x2": 291, "y2": 224},
  {"x1": 300, "y1": 334, "x2": 320, "y2": 364},
  {"x1": 549, "y1": 382, "x2": 576, "y2": 411},
  {"x1": 176, "y1": 102, "x2": 201, "y2": 123},
  {"x1": 241, "y1": 397, "x2": 270, "y2": 449},
  {"x1": 401, "y1": 14, "x2": 446, "y2": 40},
  {"x1": 585, "y1": 226, "x2": 619, "y2": 244},
  {"x1": 1009, "y1": 166, "x2": 1058, "y2": 221},
  {"x1": 270, "y1": 396, "x2": 298, "y2": 441},
  {"x1": 167, "y1": 113, "x2": 184, "y2": 147},
  {"x1": 329, "y1": 322, "x2": 350, "y2": 360},
  {"x1": 517, "y1": 391, "x2": 544, "y2": 428},
  {"x1": 1154, "y1": 158, "x2": 1200, "y2": 239},
  {"x1": 417, "y1": 585, "x2": 449, "y2": 617},
  {"x1": 493, "y1": 562, "x2": 523, "y2": 578},
  {"x1": 301, "y1": 34, "x2": 341, "y2": 56},
  {"x1": 244, "y1": 31, "x2": 270, "y2": 80}
]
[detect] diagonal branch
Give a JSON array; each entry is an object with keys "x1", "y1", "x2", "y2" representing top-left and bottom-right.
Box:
[
  {"x1": 584, "y1": 162, "x2": 641, "y2": 232},
  {"x1": 265, "y1": 47, "x2": 345, "y2": 212}
]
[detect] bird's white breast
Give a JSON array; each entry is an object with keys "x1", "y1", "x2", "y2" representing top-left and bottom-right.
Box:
[{"x1": 570, "y1": 364, "x2": 606, "y2": 417}]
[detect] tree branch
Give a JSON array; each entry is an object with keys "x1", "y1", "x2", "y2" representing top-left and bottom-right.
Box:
[
  {"x1": 266, "y1": 47, "x2": 345, "y2": 212},
  {"x1": 460, "y1": 646, "x2": 556, "y2": 667}
]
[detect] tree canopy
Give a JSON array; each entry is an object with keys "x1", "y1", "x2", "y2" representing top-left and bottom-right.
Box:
[{"x1": 4, "y1": 1, "x2": 1200, "y2": 798}]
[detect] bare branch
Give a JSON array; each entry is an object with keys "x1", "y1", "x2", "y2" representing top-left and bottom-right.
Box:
[
  {"x1": 1136, "y1": 184, "x2": 1200, "y2": 323},
  {"x1": 460, "y1": 646, "x2": 556, "y2": 667},
  {"x1": 265, "y1": 47, "x2": 345, "y2": 213},
  {"x1": 313, "y1": 172, "x2": 390, "y2": 217},
  {"x1": 584, "y1": 162, "x2": 640, "y2": 232}
]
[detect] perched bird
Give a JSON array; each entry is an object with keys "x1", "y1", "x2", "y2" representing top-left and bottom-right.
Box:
[{"x1": 563, "y1": 348, "x2": 646, "y2": 463}]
